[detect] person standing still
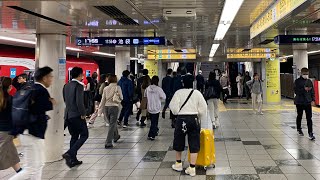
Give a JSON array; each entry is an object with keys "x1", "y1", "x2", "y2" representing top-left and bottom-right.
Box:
[
  {"x1": 236, "y1": 73, "x2": 243, "y2": 98},
  {"x1": 196, "y1": 70, "x2": 205, "y2": 94},
  {"x1": 243, "y1": 71, "x2": 251, "y2": 100},
  {"x1": 62, "y1": 67, "x2": 88, "y2": 168},
  {"x1": 294, "y1": 68, "x2": 315, "y2": 140},
  {"x1": 246, "y1": 73, "x2": 263, "y2": 115},
  {"x1": 162, "y1": 68, "x2": 173, "y2": 119},
  {"x1": 145, "y1": 76, "x2": 166, "y2": 140},
  {"x1": 10, "y1": 67, "x2": 55, "y2": 180}
]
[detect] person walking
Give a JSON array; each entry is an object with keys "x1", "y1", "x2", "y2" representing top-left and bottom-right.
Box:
[
  {"x1": 170, "y1": 75, "x2": 207, "y2": 177},
  {"x1": 99, "y1": 75, "x2": 123, "y2": 148},
  {"x1": 205, "y1": 72, "x2": 221, "y2": 129},
  {"x1": 145, "y1": 76, "x2": 166, "y2": 140},
  {"x1": 170, "y1": 68, "x2": 184, "y2": 128},
  {"x1": 0, "y1": 77, "x2": 22, "y2": 174},
  {"x1": 162, "y1": 68, "x2": 173, "y2": 119},
  {"x1": 294, "y1": 67, "x2": 315, "y2": 140},
  {"x1": 62, "y1": 67, "x2": 88, "y2": 168},
  {"x1": 246, "y1": 73, "x2": 263, "y2": 115},
  {"x1": 118, "y1": 70, "x2": 134, "y2": 128},
  {"x1": 243, "y1": 71, "x2": 251, "y2": 100},
  {"x1": 236, "y1": 73, "x2": 243, "y2": 98},
  {"x1": 220, "y1": 71, "x2": 230, "y2": 103},
  {"x1": 10, "y1": 66, "x2": 55, "y2": 180},
  {"x1": 139, "y1": 75, "x2": 151, "y2": 127},
  {"x1": 196, "y1": 70, "x2": 205, "y2": 94},
  {"x1": 136, "y1": 69, "x2": 149, "y2": 122}
]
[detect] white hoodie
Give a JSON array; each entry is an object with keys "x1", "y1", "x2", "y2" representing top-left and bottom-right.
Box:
[{"x1": 144, "y1": 85, "x2": 166, "y2": 114}]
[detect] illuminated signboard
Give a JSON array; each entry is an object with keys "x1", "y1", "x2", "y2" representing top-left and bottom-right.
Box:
[
  {"x1": 274, "y1": 35, "x2": 320, "y2": 44},
  {"x1": 227, "y1": 48, "x2": 274, "y2": 53},
  {"x1": 147, "y1": 54, "x2": 196, "y2": 60},
  {"x1": 227, "y1": 53, "x2": 276, "y2": 59},
  {"x1": 76, "y1": 37, "x2": 166, "y2": 46},
  {"x1": 148, "y1": 49, "x2": 196, "y2": 54}
]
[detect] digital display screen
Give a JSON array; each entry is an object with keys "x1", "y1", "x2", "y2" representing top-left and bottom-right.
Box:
[
  {"x1": 274, "y1": 35, "x2": 320, "y2": 44},
  {"x1": 76, "y1": 37, "x2": 166, "y2": 46}
]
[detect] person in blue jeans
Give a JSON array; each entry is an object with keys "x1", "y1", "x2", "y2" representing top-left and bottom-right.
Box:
[
  {"x1": 145, "y1": 76, "x2": 166, "y2": 140},
  {"x1": 118, "y1": 70, "x2": 134, "y2": 128}
]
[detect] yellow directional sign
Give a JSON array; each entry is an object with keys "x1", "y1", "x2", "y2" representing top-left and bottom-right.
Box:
[
  {"x1": 227, "y1": 53, "x2": 276, "y2": 59},
  {"x1": 148, "y1": 49, "x2": 196, "y2": 54},
  {"x1": 147, "y1": 54, "x2": 196, "y2": 60},
  {"x1": 227, "y1": 48, "x2": 275, "y2": 53}
]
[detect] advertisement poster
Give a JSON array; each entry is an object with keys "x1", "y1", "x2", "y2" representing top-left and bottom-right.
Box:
[
  {"x1": 144, "y1": 60, "x2": 158, "y2": 78},
  {"x1": 58, "y1": 58, "x2": 66, "y2": 80},
  {"x1": 266, "y1": 58, "x2": 281, "y2": 103}
]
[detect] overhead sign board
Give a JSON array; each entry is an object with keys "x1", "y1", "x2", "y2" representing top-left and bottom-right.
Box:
[
  {"x1": 148, "y1": 49, "x2": 196, "y2": 54},
  {"x1": 147, "y1": 54, "x2": 196, "y2": 60},
  {"x1": 274, "y1": 35, "x2": 320, "y2": 44},
  {"x1": 227, "y1": 53, "x2": 276, "y2": 59},
  {"x1": 250, "y1": 0, "x2": 307, "y2": 39},
  {"x1": 76, "y1": 37, "x2": 166, "y2": 46},
  {"x1": 227, "y1": 48, "x2": 274, "y2": 54}
]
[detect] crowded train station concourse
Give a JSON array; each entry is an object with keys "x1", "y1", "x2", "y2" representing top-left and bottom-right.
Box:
[{"x1": 1, "y1": 0, "x2": 320, "y2": 179}]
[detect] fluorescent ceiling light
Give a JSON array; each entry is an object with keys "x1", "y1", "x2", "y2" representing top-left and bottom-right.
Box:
[
  {"x1": 0, "y1": 36, "x2": 36, "y2": 44},
  {"x1": 209, "y1": 57, "x2": 213, "y2": 61},
  {"x1": 308, "y1": 50, "x2": 320, "y2": 54},
  {"x1": 214, "y1": 0, "x2": 244, "y2": 40},
  {"x1": 92, "y1": 52, "x2": 116, "y2": 57},
  {"x1": 66, "y1": 47, "x2": 83, "y2": 51},
  {"x1": 209, "y1": 44, "x2": 220, "y2": 58},
  {"x1": 130, "y1": 57, "x2": 139, "y2": 60}
]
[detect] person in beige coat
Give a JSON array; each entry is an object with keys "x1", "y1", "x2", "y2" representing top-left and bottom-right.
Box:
[{"x1": 139, "y1": 75, "x2": 150, "y2": 127}]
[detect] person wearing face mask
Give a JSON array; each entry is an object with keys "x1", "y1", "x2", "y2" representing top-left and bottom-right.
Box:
[{"x1": 294, "y1": 68, "x2": 315, "y2": 140}]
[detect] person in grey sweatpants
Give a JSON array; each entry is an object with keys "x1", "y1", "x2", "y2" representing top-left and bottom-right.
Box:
[{"x1": 98, "y1": 75, "x2": 123, "y2": 149}]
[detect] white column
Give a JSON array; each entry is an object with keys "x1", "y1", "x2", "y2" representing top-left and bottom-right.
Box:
[
  {"x1": 293, "y1": 43, "x2": 308, "y2": 80},
  {"x1": 35, "y1": 34, "x2": 66, "y2": 162},
  {"x1": 115, "y1": 47, "x2": 130, "y2": 78}
]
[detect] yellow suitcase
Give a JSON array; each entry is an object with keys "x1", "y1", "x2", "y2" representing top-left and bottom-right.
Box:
[{"x1": 188, "y1": 129, "x2": 216, "y2": 168}]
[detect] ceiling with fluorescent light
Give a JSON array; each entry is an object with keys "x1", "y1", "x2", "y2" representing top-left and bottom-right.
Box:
[{"x1": 0, "y1": 0, "x2": 319, "y2": 61}]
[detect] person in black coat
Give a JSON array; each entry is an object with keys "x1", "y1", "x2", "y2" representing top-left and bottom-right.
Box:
[
  {"x1": 196, "y1": 70, "x2": 205, "y2": 94},
  {"x1": 294, "y1": 67, "x2": 315, "y2": 140},
  {"x1": 162, "y1": 68, "x2": 173, "y2": 119}
]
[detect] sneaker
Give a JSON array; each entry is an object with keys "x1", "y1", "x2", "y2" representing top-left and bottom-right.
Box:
[
  {"x1": 298, "y1": 130, "x2": 304, "y2": 136},
  {"x1": 117, "y1": 121, "x2": 121, "y2": 126},
  {"x1": 114, "y1": 135, "x2": 121, "y2": 143},
  {"x1": 162, "y1": 111, "x2": 166, "y2": 119},
  {"x1": 185, "y1": 166, "x2": 196, "y2": 177},
  {"x1": 105, "y1": 144, "x2": 114, "y2": 149},
  {"x1": 106, "y1": 123, "x2": 110, "y2": 127},
  {"x1": 87, "y1": 123, "x2": 94, "y2": 128},
  {"x1": 147, "y1": 137, "x2": 155, "y2": 141},
  {"x1": 140, "y1": 123, "x2": 146, "y2": 128},
  {"x1": 136, "y1": 121, "x2": 140, "y2": 126},
  {"x1": 123, "y1": 125, "x2": 128, "y2": 128},
  {"x1": 309, "y1": 134, "x2": 316, "y2": 141},
  {"x1": 258, "y1": 112, "x2": 264, "y2": 115},
  {"x1": 171, "y1": 162, "x2": 183, "y2": 172}
]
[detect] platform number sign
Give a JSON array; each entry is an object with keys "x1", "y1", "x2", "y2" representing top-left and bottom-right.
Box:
[{"x1": 10, "y1": 68, "x2": 16, "y2": 78}]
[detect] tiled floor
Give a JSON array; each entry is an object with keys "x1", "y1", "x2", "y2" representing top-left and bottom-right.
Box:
[{"x1": 2, "y1": 99, "x2": 320, "y2": 180}]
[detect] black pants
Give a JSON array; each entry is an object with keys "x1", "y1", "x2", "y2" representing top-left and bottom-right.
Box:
[
  {"x1": 222, "y1": 89, "x2": 229, "y2": 103},
  {"x1": 245, "y1": 86, "x2": 251, "y2": 100},
  {"x1": 148, "y1": 113, "x2": 160, "y2": 138},
  {"x1": 296, "y1": 104, "x2": 313, "y2": 135},
  {"x1": 163, "y1": 97, "x2": 172, "y2": 112},
  {"x1": 197, "y1": 86, "x2": 204, "y2": 94},
  {"x1": 119, "y1": 101, "x2": 132, "y2": 125},
  {"x1": 66, "y1": 117, "x2": 89, "y2": 160}
]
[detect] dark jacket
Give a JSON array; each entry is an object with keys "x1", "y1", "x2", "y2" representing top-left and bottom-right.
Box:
[
  {"x1": 63, "y1": 81, "x2": 86, "y2": 119},
  {"x1": 26, "y1": 83, "x2": 53, "y2": 139},
  {"x1": 205, "y1": 79, "x2": 221, "y2": 99},
  {"x1": 294, "y1": 77, "x2": 315, "y2": 105},
  {"x1": 196, "y1": 74, "x2": 205, "y2": 87},
  {"x1": 137, "y1": 75, "x2": 147, "y2": 100},
  {"x1": 162, "y1": 75, "x2": 173, "y2": 98},
  {"x1": 0, "y1": 93, "x2": 12, "y2": 132},
  {"x1": 243, "y1": 75, "x2": 251, "y2": 85},
  {"x1": 118, "y1": 77, "x2": 134, "y2": 102},
  {"x1": 17, "y1": 82, "x2": 32, "y2": 91},
  {"x1": 172, "y1": 75, "x2": 183, "y2": 93}
]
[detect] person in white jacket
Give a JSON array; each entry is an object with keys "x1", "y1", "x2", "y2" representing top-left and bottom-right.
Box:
[{"x1": 144, "y1": 76, "x2": 166, "y2": 140}]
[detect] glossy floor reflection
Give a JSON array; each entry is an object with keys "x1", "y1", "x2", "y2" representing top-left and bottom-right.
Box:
[{"x1": 2, "y1": 99, "x2": 320, "y2": 180}]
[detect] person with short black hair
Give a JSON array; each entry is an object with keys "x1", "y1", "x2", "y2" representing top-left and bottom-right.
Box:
[
  {"x1": 243, "y1": 71, "x2": 251, "y2": 100},
  {"x1": 170, "y1": 74, "x2": 207, "y2": 177},
  {"x1": 118, "y1": 70, "x2": 134, "y2": 128},
  {"x1": 145, "y1": 76, "x2": 166, "y2": 140},
  {"x1": 17, "y1": 73, "x2": 31, "y2": 91},
  {"x1": 10, "y1": 66, "x2": 55, "y2": 180},
  {"x1": 294, "y1": 67, "x2": 315, "y2": 140},
  {"x1": 196, "y1": 70, "x2": 205, "y2": 93},
  {"x1": 62, "y1": 67, "x2": 88, "y2": 168},
  {"x1": 162, "y1": 69, "x2": 173, "y2": 119}
]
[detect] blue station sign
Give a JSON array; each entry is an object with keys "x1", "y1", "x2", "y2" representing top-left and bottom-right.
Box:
[{"x1": 76, "y1": 37, "x2": 166, "y2": 46}]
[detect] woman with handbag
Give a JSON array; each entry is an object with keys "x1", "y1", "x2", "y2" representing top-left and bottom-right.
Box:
[{"x1": 98, "y1": 75, "x2": 123, "y2": 149}]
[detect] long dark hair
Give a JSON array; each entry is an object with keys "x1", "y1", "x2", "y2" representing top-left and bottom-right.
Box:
[
  {"x1": 141, "y1": 75, "x2": 151, "y2": 89},
  {"x1": 0, "y1": 77, "x2": 12, "y2": 111},
  {"x1": 208, "y1": 71, "x2": 216, "y2": 81}
]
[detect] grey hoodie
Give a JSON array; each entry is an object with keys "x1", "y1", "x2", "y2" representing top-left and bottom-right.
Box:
[{"x1": 144, "y1": 85, "x2": 166, "y2": 114}]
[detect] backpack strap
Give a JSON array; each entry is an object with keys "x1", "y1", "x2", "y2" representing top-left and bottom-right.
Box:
[{"x1": 179, "y1": 90, "x2": 194, "y2": 113}]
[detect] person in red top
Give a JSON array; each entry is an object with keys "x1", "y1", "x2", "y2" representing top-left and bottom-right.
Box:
[{"x1": 8, "y1": 85, "x2": 17, "y2": 96}]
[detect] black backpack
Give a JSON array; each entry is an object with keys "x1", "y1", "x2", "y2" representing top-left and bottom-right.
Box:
[
  {"x1": 204, "y1": 86, "x2": 217, "y2": 100},
  {"x1": 12, "y1": 88, "x2": 36, "y2": 126}
]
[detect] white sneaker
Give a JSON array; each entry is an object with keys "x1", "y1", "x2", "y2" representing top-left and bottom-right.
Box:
[
  {"x1": 106, "y1": 123, "x2": 110, "y2": 127},
  {"x1": 185, "y1": 166, "x2": 196, "y2": 177},
  {"x1": 258, "y1": 112, "x2": 264, "y2": 115},
  {"x1": 87, "y1": 123, "x2": 94, "y2": 128},
  {"x1": 172, "y1": 162, "x2": 183, "y2": 172}
]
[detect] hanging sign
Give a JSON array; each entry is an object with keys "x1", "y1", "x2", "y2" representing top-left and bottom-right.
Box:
[
  {"x1": 274, "y1": 35, "x2": 320, "y2": 44},
  {"x1": 58, "y1": 58, "x2": 66, "y2": 80},
  {"x1": 10, "y1": 68, "x2": 16, "y2": 78},
  {"x1": 76, "y1": 37, "x2": 166, "y2": 46}
]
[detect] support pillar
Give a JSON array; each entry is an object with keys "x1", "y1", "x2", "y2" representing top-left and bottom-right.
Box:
[
  {"x1": 293, "y1": 43, "x2": 308, "y2": 80},
  {"x1": 35, "y1": 34, "x2": 66, "y2": 162},
  {"x1": 262, "y1": 58, "x2": 281, "y2": 104},
  {"x1": 115, "y1": 47, "x2": 130, "y2": 78}
]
